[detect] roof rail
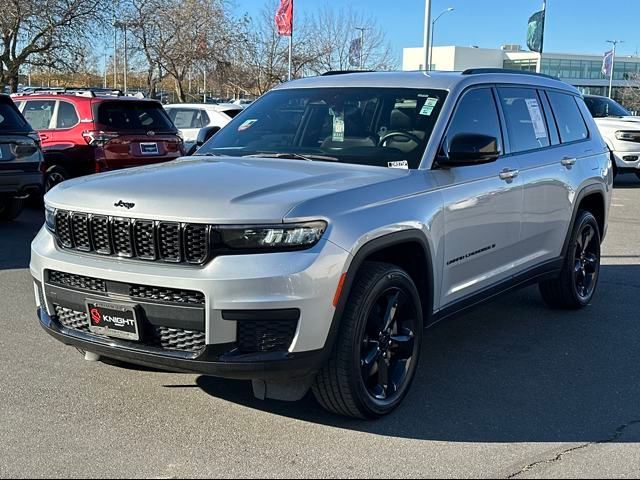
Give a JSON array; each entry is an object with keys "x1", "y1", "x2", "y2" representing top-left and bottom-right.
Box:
[
  {"x1": 461, "y1": 68, "x2": 559, "y2": 81},
  {"x1": 321, "y1": 70, "x2": 375, "y2": 76},
  {"x1": 11, "y1": 88, "x2": 145, "y2": 99}
]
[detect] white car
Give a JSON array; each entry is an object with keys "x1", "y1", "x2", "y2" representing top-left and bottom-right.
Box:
[
  {"x1": 584, "y1": 95, "x2": 640, "y2": 180},
  {"x1": 165, "y1": 103, "x2": 243, "y2": 152}
]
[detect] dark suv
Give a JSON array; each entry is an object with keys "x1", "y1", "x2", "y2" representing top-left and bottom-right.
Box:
[
  {"x1": 11, "y1": 90, "x2": 185, "y2": 192},
  {"x1": 0, "y1": 94, "x2": 43, "y2": 221}
]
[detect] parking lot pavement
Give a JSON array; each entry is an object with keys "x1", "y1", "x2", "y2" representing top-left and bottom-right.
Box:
[{"x1": 1, "y1": 177, "x2": 639, "y2": 479}]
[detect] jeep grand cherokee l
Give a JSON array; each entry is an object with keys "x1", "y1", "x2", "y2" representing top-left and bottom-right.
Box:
[
  {"x1": 12, "y1": 90, "x2": 185, "y2": 192},
  {"x1": 31, "y1": 70, "x2": 612, "y2": 418},
  {"x1": 0, "y1": 94, "x2": 43, "y2": 221}
]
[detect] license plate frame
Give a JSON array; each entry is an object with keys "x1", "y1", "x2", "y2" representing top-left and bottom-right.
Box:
[
  {"x1": 140, "y1": 142, "x2": 159, "y2": 155},
  {"x1": 86, "y1": 300, "x2": 141, "y2": 341}
]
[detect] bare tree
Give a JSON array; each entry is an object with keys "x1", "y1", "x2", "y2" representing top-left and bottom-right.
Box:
[
  {"x1": 0, "y1": 0, "x2": 104, "y2": 92},
  {"x1": 618, "y1": 74, "x2": 640, "y2": 114},
  {"x1": 305, "y1": 6, "x2": 396, "y2": 75}
]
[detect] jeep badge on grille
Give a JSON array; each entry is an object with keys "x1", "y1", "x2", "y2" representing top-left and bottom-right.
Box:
[{"x1": 114, "y1": 200, "x2": 135, "y2": 209}]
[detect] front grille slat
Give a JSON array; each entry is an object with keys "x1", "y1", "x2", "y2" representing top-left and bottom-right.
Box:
[{"x1": 53, "y1": 211, "x2": 210, "y2": 265}]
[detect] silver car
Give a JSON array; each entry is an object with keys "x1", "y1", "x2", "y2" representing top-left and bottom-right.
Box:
[{"x1": 31, "y1": 70, "x2": 612, "y2": 418}]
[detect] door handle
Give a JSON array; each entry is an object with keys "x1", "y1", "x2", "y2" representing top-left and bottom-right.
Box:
[
  {"x1": 38, "y1": 134, "x2": 49, "y2": 141},
  {"x1": 561, "y1": 157, "x2": 577, "y2": 167},
  {"x1": 499, "y1": 168, "x2": 519, "y2": 181}
]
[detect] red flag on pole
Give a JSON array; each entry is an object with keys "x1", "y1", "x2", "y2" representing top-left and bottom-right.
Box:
[{"x1": 275, "y1": 0, "x2": 293, "y2": 37}]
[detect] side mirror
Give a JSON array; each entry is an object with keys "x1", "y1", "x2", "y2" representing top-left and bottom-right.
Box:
[
  {"x1": 441, "y1": 133, "x2": 500, "y2": 166},
  {"x1": 188, "y1": 126, "x2": 222, "y2": 155}
]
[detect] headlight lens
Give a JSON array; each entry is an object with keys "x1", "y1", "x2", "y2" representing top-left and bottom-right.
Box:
[
  {"x1": 615, "y1": 130, "x2": 640, "y2": 142},
  {"x1": 45, "y1": 205, "x2": 56, "y2": 232},
  {"x1": 217, "y1": 221, "x2": 327, "y2": 251}
]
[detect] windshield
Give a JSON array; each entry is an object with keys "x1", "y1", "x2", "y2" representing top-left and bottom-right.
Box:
[
  {"x1": 96, "y1": 101, "x2": 175, "y2": 132},
  {"x1": 584, "y1": 96, "x2": 630, "y2": 118},
  {"x1": 0, "y1": 100, "x2": 29, "y2": 132},
  {"x1": 197, "y1": 87, "x2": 447, "y2": 169}
]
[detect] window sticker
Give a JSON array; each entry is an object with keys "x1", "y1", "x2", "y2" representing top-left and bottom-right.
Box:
[
  {"x1": 238, "y1": 119, "x2": 258, "y2": 131},
  {"x1": 388, "y1": 160, "x2": 409, "y2": 169},
  {"x1": 332, "y1": 111, "x2": 345, "y2": 142},
  {"x1": 525, "y1": 98, "x2": 548, "y2": 139},
  {"x1": 419, "y1": 97, "x2": 439, "y2": 116}
]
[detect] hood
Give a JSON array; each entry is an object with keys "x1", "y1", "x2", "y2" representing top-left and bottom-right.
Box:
[
  {"x1": 45, "y1": 156, "x2": 408, "y2": 223},
  {"x1": 593, "y1": 116, "x2": 640, "y2": 130}
]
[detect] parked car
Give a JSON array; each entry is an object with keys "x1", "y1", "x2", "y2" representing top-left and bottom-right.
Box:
[
  {"x1": 11, "y1": 89, "x2": 185, "y2": 192},
  {"x1": 32, "y1": 70, "x2": 611, "y2": 418},
  {"x1": 0, "y1": 94, "x2": 43, "y2": 221},
  {"x1": 232, "y1": 98, "x2": 254, "y2": 108},
  {"x1": 165, "y1": 103, "x2": 243, "y2": 152},
  {"x1": 583, "y1": 94, "x2": 640, "y2": 179}
]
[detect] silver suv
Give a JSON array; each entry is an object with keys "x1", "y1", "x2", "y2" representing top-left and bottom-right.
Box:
[{"x1": 31, "y1": 70, "x2": 612, "y2": 418}]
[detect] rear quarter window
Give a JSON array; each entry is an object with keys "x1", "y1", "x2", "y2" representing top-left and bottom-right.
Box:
[
  {"x1": 97, "y1": 101, "x2": 175, "y2": 132},
  {"x1": 547, "y1": 92, "x2": 589, "y2": 144}
]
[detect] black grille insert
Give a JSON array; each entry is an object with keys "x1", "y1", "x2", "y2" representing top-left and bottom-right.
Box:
[
  {"x1": 48, "y1": 270, "x2": 107, "y2": 292},
  {"x1": 53, "y1": 211, "x2": 210, "y2": 265},
  {"x1": 237, "y1": 320, "x2": 298, "y2": 353}
]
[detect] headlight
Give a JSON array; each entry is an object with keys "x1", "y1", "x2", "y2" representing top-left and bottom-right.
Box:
[
  {"x1": 216, "y1": 221, "x2": 327, "y2": 251},
  {"x1": 45, "y1": 205, "x2": 56, "y2": 232},
  {"x1": 615, "y1": 130, "x2": 640, "y2": 142}
]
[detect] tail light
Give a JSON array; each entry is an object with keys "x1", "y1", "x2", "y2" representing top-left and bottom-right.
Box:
[{"x1": 82, "y1": 131, "x2": 120, "y2": 147}]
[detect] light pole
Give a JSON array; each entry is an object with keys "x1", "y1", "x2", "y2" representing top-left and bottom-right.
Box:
[
  {"x1": 423, "y1": 0, "x2": 432, "y2": 70},
  {"x1": 429, "y1": 7, "x2": 454, "y2": 71},
  {"x1": 606, "y1": 40, "x2": 624, "y2": 98}
]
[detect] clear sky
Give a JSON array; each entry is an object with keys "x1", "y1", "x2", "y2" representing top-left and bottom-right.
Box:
[{"x1": 231, "y1": 0, "x2": 640, "y2": 61}]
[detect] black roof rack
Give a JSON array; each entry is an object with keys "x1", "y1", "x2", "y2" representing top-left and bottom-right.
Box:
[
  {"x1": 461, "y1": 68, "x2": 559, "y2": 81},
  {"x1": 321, "y1": 70, "x2": 375, "y2": 76},
  {"x1": 11, "y1": 87, "x2": 145, "y2": 99}
]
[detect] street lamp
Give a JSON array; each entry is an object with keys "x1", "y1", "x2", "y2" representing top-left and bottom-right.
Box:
[{"x1": 428, "y1": 7, "x2": 454, "y2": 71}]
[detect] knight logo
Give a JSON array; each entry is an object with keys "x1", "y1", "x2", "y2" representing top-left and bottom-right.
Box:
[
  {"x1": 114, "y1": 200, "x2": 135, "y2": 209},
  {"x1": 90, "y1": 308, "x2": 102, "y2": 325}
]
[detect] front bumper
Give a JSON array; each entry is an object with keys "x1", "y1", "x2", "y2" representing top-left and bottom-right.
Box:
[
  {"x1": 37, "y1": 307, "x2": 325, "y2": 380},
  {"x1": 611, "y1": 150, "x2": 640, "y2": 171},
  {"x1": 31, "y1": 226, "x2": 351, "y2": 378}
]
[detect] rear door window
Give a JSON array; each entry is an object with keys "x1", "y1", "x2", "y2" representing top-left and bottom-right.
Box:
[
  {"x1": 22, "y1": 100, "x2": 56, "y2": 130},
  {"x1": 56, "y1": 101, "x2": 79, "y2": 129},
  {"x1": 547, "y1": 92, "x2": 589, "y2": 144},
  {"x1": 497, "y1": 88, "x2": 550, "y2": 153},
  {"x1": 0, "y1": 101, "x2": 29, "y2": 131},
  {"x1": 97, "y1": 101, "x2": 174, "y2": 132}
]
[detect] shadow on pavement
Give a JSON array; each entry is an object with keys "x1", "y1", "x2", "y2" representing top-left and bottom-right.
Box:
[
  {"x1": 0, "y1": 207, "x2": 42, "y2": 270},
  {"x1": 196, "y1": 264, "x2": 640, "y2": 443}
]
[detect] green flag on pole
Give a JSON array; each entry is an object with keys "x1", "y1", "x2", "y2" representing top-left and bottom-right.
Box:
[{"x1": 527, "y1": 7, "x2": 546, "y2": 53}]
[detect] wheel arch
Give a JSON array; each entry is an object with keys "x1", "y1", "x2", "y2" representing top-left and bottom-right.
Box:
[
  {"x1": 561, "y1": 184, "x2": 607, "y2": 258},
  {"x1": 327, "y1": 230, "x2": 435, "y2": 353}
]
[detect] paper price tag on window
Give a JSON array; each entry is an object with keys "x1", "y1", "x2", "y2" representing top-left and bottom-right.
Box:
[
  {"x1": 525, "y1": 98, "x2": 547, "y2": 139},
  {"x1": 419, "y1": 97, "x2": 439, "y2": 116},
  {"x1": 332, "y1": 112, "x2": 345, "y2": 142},
  {"x1": 238, "y1": 119, "x2": 258, "y2": 131},
  {"x1": 388, "y1": 160, "x2": 409, "y2": 169}
]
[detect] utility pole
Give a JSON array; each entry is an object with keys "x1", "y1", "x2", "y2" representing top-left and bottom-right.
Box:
[
  {"x1": 288, "y1": 3, "x2": 294, "y2": 81},
  {"x1": 123, "y1": 23, "x2": 128, "y2": 94},
  {"x1": 355, "y1": 27, "x2": 366, "y2": 70},
  {"x1": 423, "y1": 0, "x2": 432, "y2": 70},
  {"x1": 607, "y1": 40, "x2": 624, "y2": 98},
  {"x1": 103, "y1": 53, "x2": 108, "y2": 89},
  {"x1": 113, "y1": 17, "x2": 117, "y2": 89}
]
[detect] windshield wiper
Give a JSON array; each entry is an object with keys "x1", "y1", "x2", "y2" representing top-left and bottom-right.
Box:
[{"x1": 242, "y1": 152, "x2": 339, "y2": 162}]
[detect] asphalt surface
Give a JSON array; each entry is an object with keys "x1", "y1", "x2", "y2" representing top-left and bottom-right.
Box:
[{"x1": 1, "y1": 176, "x2": 640, "y2": 478}]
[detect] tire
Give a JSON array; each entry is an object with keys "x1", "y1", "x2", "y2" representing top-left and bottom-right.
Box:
[
  {"x1": 0, "y1": 197, "x2": 25, "y2": 221},
  {"x1": 312, "y1": 261, "x2": 423, "y2": 419},
  {"x1": 539, "y1": 210, "x2": 601, "y2": 309},
  {"x1": 44, "y1": 166, "x2": 69, "y2": 193}
]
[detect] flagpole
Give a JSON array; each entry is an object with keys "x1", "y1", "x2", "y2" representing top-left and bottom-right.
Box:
[
  {"x1": 607, "y1": 40, "x2": 624, "y2": 98},
  {"x1": 288, "y1": 0, "x2": 294, "y2": 81},
  {"x1": 537, "y1": 0, "x2": 547, "y2": 73}
]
